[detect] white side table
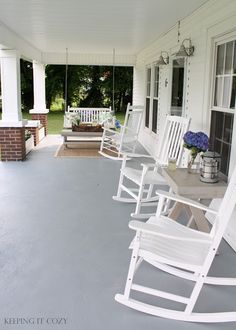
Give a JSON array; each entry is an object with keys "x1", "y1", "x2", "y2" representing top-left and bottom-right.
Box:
[{"x1": 162, "y1": 168, "x2": 227, "y2": 232}]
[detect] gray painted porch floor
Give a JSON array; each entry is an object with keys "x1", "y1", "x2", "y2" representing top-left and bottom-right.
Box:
[{"x1": 0, "y1": 135, "x2": 236, "y2": 330}]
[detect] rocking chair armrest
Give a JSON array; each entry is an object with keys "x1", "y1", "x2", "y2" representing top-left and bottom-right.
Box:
[
  {"x1": 129, "y1": 220, "x2": 211, "y2": 243},
  {"x1": 141, "y1": 163, "x2": 159, "y2": 169},
  {"x1": 156, "y1": 190, "x2": 218, "y2": 214},
  {"x1": 102, "y1": 127, "x2": 118, "y2": 134},
  {"x1": 122, "y1": 152, "x2": 154, "y2": 159}
]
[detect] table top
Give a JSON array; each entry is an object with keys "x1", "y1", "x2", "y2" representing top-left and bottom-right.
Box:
[{"x1": 162, "y1": 168, "x2": 227, "y2": 199}]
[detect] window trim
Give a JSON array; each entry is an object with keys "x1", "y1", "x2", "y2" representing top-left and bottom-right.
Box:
[
  {"x1": 210, "y1": 34, "x2": 236, "y2": 178},
  {"x1": 144, "y1": 63, "x2": 161, "y2": 135},
  {"x1": 211, "y1": 34, "x2": 236, "y2": 114},
  {"x1": 168, "y1": 56, "x2": 187, "y2": 117}
]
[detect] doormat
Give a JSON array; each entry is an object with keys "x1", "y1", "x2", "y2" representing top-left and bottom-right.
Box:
[{"x1": 55, "y1": 144, "x2": 101, "y2": 158}]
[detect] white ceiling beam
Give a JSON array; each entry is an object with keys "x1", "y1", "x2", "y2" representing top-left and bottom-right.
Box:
[
  {"x1": 0, "y1": 21, "x2": 41, "y2": 62},
  {"x1": 42, "y1": 52, "x2": 136, "y2": 66}
]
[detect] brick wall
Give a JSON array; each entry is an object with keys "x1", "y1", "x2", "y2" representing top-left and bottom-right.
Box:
[
  {"x1": 31, "y1": 114, "x2": 48, "y2": 135},
  {"x1": 0, "y1": 127, "x2": 26, "y2": 161}
]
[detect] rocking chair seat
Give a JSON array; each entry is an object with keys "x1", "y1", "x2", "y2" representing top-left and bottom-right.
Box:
[
  {"x1": 130, "y1": 217, "x2": 211, "y2": 271},
  {"x1": 112, "y1": 132, "x2": 138, "y2": 145},
  {"x1": 121, "y1": 167, "x2": 166, "y2": 185}
]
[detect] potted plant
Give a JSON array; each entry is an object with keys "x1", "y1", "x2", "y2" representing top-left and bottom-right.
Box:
[
  {"x1": 183, "y1": 131, "x2": 209, "y2": 173},
  {"x1": 71, "y1": 114, "x2": 81, "y2": 131},
  {"x1": 25, "y1": 130, "x2": 34, "y2": 154}
]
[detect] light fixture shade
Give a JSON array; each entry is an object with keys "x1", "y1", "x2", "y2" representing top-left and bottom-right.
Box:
[
  {"x1": 156, "y1": 51, "x2": 169, "y2": 65},
  {"x1": 174, "y1": 38, "x2": 195, "y2": 57},
  {"x1": 175, "y1": 44, "x2": 188, "y2": 57},
  {"x1": 156, "y1": 55, "x2": 167, "y2": 65}
]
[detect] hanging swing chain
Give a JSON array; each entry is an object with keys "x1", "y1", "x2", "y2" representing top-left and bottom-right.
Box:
[
  {"x1": 64, "y1": 48, "x2": 68, "y2": 113},
  {"x1": 112, "y1": 48, "x2": 115, "y2": 112}
]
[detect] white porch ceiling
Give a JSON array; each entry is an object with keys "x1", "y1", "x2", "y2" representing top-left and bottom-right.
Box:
[{"x1": 0, "y1": 0, "x2": 208, "y2": 63}]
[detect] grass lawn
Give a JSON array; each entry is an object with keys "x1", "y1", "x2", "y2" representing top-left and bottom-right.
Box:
[
  {"x1": 22, "y1": 111, "x2": 64, "y2": 134},
  {"x1": 115, "y1": 112, "x2": 125, "y2": 124}
]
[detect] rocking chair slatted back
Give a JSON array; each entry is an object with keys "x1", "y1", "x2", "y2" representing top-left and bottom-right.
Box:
[
  {"x1": 99, "y1": 103, "x2": 144, "y2": 160},
  {"x1": 123, "y1": 104, "x2": 144, "y2": 136},
  {"x1": 157, "y1": 115, "x2": 191, "y2": 166}
]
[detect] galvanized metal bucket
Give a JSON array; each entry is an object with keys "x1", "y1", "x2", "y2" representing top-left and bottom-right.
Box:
[{"x1": 200, "y1": 151, "x2": 221, "y2": 183}]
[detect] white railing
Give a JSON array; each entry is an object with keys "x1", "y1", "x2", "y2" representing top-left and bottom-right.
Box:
[{"x1": 64, "y1": 106, "x2": 112, "y2": 128}]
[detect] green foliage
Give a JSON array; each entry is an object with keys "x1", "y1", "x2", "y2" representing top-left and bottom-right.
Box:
[
  {"x1": 25, "y1": 129, "x2": 32, "y2": 141},
  {"x1": 20, "y1": 60, "x2": 133, "y2": 114},
  {"x1": 45, "y1": 65, "x2": 133, "y2": 112},
  {"x1": 20, "y1": 59, "x2": 33, "y2": 111}
]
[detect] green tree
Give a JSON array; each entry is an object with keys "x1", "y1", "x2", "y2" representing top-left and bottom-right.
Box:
[
  {"x1": 20, "y1": 59, "x2": 133, "y2": 113},
  {"x1": 102, "y1": 66, "x2": 133, "y2": 112},
  {"x1": 20, "y1": 59, "x2": 33, "y2": 111},
  {"x1": 79, "y1": 66, "x2": 104, "y2": 107}
]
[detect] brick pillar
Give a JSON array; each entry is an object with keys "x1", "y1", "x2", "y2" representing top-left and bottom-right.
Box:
[
  {"x1": 26, "y1": 127, "x2": 39, "y2": 146},
  {"x1": 31, "y1": 114, "x2": 48, "y2": 135},
  {"x1": 0, "y1": 127, "x2": 26, "y2": 161}
]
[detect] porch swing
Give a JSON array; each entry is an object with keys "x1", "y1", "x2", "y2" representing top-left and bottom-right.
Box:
[{"x1": 63, "y1": 48, "x2": 112, "y2": 130}]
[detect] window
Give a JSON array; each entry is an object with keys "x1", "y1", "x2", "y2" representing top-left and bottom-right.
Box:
[
  {"x1": 145, "y1": 65, "x2": 160, "y2": 133},
  {"x1": 170, "y1": 58, "x2": 185, "y2": 116},
  {"x1": 213, "y1": 41, "x2": 236, "y2": 108},
  {"x1": 145, "y1": 67, "x2": 151, "y2": 128},
  {"x1": 152, "y1": 66, "x2": 159, "y2": 133},
  {"x1": 210, "y1": 39, "x2": 236, "y2": 177}
]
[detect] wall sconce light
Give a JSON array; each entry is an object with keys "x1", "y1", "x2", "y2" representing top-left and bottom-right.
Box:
[
  {"x1": 174, "y1": 38, "x2": 194, "y2": 57},
  {"x1": 156, "y1": 51, "x2": 169, "y2": 65}
]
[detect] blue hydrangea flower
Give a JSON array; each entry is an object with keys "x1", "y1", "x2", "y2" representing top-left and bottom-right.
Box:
[
  {"x1": 115, "y1": 120, "x2": 121, "y2": 129},
  {"x1": 183, "y1": 131, "x2": 209, "y2": 158}
]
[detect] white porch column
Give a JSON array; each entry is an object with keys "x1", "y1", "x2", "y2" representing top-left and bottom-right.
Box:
[
  {"x1": 0, "y1": 50, "x2": 26, "y2": 161},
  {"x1": 0, "y1": 50, "x2": 25, "y2": 127},
  {"x1": 30, "y1": 60, "x2": 49, "y2": 114}
]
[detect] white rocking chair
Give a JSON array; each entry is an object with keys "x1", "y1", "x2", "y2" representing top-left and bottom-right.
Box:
[
  {"x1": 113, "y1": 115, "x2": 190, "y2": 218},
  {"x1": 115, "y1": 166, "x2": 236, "y2": 322},
  {"x1": 99, "y1": 103, "x2": 144, "y2": 160}
]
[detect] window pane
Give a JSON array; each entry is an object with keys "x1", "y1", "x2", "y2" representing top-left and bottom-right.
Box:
[
  {"x1": 213, "y1": 111, "x2": 223, "y2": 140},
  {"x1": 222, "y1": 76, "x2": 231, "y2": 108},
  {"x1": 145, "y1": 98, "x2": 150, "y2": 128},
  {"x1": 233, "y1": 41, "x2": 236, "y2": 74},
  {"x1": 230, "y1": 76, "x2": 236, "y2": 108},
  {"x1": 152, "y1": 99, "x2": 158, "y2": 133},
  {"x1": 210, "y1": 110, "x2": 233, "y2": 177},
  {"x1": 146, "y1": 68, "x2": 151, "y2": 96},
  {"x1": 221, "y1": 143, "x2": 231, "y2": 176},
  {"x1": 216, "y1": 44, "x2": 225, "y2": 75},
  {"x1": 225, "y1": 41, "x2": 233, "y2": 74},
  {"x1": 214, "y1": 77, "x2": 223, "y2": 106},
  {"x1": 154, "y1": 66, "x2": 159, "y2": 98},
  {"x1": 223, "y1": 113, "x2": 233, "y2": 143}
]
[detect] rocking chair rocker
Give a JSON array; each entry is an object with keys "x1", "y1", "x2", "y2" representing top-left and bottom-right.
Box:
[
  {"x1": 99, "y1": 103, "x2": 144, "y2": 160},
  {"x1": 113, "y1": 115, "x2": 190, "y2": 218},
  {"x1": 115, "y1": 166, "x2": 236, "y2": 322}
]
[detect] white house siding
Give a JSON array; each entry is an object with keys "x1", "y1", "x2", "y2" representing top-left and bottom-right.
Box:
[
  {"x1": 134, "y1": 0, "x2": 236, "y2": 157},
  {"x1": 133, "y1": 0, "x2": 236, "y2": 251}
]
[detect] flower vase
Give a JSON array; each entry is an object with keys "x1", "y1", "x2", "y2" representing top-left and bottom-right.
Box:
[{"x1": 187, "y1": 153, "x2": 200, "y2": 174}]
